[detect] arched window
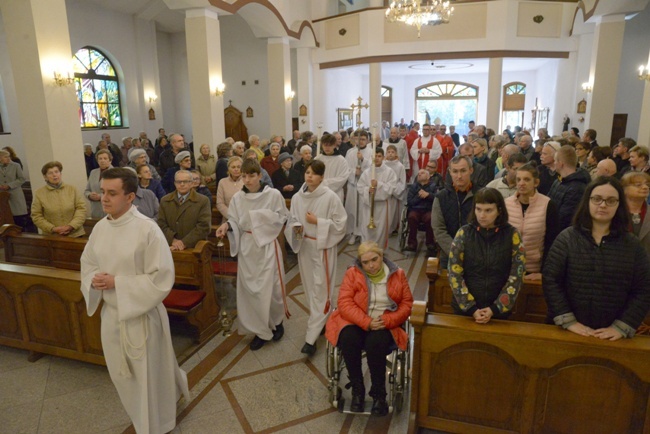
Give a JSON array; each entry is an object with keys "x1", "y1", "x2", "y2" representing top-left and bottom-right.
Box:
[
  {"x1": 72, "y1": 47, "x2": 123, "y2": 129},
  {"x1": 502, "y1": 82, "x2": 526, "y2": 131},
  {"x1": 415, "y1": 82, "x2": 478, "y2": 136}
]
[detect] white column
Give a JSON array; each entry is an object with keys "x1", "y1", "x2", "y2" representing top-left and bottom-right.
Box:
[
  {"x1": 267, "y1": 37, "x2": 292, "y2": 138},
  {"x1": 638, "y1": 50, "x2": 650, "y2": 146},
  {"x1": 185, "y1": 8, "x2": 226, "y2": 152},
  {"x1": 0, "y1": 0, "x2": 86, "y2": 194},
  {"x1": 296, "y1": 47, "x2": 313, "y2": 131},
  {"x1": 585, "y1": 15, "x2": 626, "y2": 146},
  {"x1": 369, "y1": 63, "x2": 382, "y2": 129},
  {"x1": 486, "y1": 57, "x2": 503, "y2": 131}
]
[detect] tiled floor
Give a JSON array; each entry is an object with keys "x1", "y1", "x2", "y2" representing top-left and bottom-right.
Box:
[{"x1": 0, "y1": 234, "x2": 433, "y2": 434}]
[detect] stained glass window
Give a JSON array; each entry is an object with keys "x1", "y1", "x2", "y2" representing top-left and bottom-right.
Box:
[{"x1": 72, "y1": 47, "x2": 122, "y2": 128}]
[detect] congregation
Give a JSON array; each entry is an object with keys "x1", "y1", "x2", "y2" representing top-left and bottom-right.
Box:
[{"x1": 2, "y1": 117, "x2": 650, "y2": 431}]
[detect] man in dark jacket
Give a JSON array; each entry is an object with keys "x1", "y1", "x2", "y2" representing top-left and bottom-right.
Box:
[
  {"x1": 548, "y1": 145, "x2": 591, "y2": 229},
  {"x1": 432, "y1": 156, "x2": 478, "y2": 267},
  {"x1": 405, "y1": 169, "x2": 440, "y2": 255}
]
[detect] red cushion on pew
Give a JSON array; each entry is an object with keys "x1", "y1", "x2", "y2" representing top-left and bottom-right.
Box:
[
  {"x1": 163, "y1": 289, "x2": 205, "y2": 310},
  {"x1": 212, "y1": 261, "x2": 238, "y2": 275}
]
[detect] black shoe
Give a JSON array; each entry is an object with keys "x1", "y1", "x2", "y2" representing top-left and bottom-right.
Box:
[
  {"x1": 272, "y1": 322, "x2": 284, "y2": 341},
  {"x1": 249, "y1": 335, "x2": 269, "y2": 351},
  {"x1": 350, "y1": 393, "x2": 365, "y2": 413},
  {"x1": 301, "y1": 342, "x2": 316, "y2": 356},
  {"x1": 404, "y1": 245, "x2": 417, "y2": 252},
  {"x1": 371, "y1": 397, "x2": 388, "y2": 416}
]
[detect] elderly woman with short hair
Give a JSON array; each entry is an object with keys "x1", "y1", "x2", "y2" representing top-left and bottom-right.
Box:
[
  {"x1": 0, "y1": 149, "x2": 28, "y2": 228},
  {"x1": 32, "y1": 161, "x2": 86, "y2": 237},
  {"x1": 128, "y1": 148, "x2": 160, "y2": 180},
  {"x1": 196, "y1": 143, "x2": 217, "y2": 188},
  {"x1": 628, "y1": 145, "x2": 650, "y2": 174},
  {"x1": 622, "y1": 171, "x2": 650, "y2": 255},
  {"x1": 85, "y1": 149, "x2": 113, "y2": 218},
  {"x1": 215, "y1": 156, "x2": 243, "y2": 224}
]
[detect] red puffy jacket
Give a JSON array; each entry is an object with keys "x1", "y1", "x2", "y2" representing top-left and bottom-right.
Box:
[{"x1": 325, "y1": 258, "x2": 413, "y2": 350}]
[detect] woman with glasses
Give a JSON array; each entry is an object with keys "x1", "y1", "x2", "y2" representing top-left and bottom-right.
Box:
[
  {"x1": 543, "y1": 177, "x2": 650, "y2": 340},
  {"x1": 622, "y1": 171, "x2": 650, "y2": 255}
]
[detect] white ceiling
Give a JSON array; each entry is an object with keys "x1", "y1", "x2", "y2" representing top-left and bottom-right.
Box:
[
  {"x1": 338, "y1": 58, "x2": 555, "y2": 76},
  {"x1": 77, "y1": 0, "x2": 186, "y2": 33}
]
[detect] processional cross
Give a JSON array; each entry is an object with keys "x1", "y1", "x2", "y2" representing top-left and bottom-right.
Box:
[{"x1": 351, "y1": 96, "x2": 369, "y2": 128}]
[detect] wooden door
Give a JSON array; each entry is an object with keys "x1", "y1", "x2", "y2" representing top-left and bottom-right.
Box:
[
  {"x1": 611, "y1": 114, "x2": 627, "y2": 147},
  {"x1": 224, "y1": 103, "x2": 249, "y2": 142}
]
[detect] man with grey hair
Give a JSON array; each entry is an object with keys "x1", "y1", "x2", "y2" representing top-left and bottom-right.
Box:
[
  {"x1": 446, "y1": 143, "x2": 489, "y2": 188},
  {"x1": 519, "y1": 134, "x2": 535, "y2": 161},
  {"x1": 432, "y1": 155, "x2": 478, "y2": 267},
  {"x1": 158, "y1": 133, "x2": 195, "y2": 178},
  {"x1": 495, "y1": 144, "x2": 521, "y2": 178},
  {"x1": 595, "y1": 158, "x2": 617, "y2": 178},
  {"x1": 158, "y1": 169, "x2": 211, "y2": 251},
  {"x1": 102, "y1": 132, "x2": 122, "y2": 168},
  {"x1": 120, "y1": 137, "x2": 133, "y2": 167}
]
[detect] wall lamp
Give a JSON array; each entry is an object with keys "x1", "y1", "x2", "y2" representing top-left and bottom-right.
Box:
[
  {"x1": 286, "y1": 90, "x2": 295, "y2": 101},
  {"x1": 639, "y1": 65, "x2": 650, "y2": 81},
  {"x1": 147, "y1": 93, "x2": 158, "y2": 104},
  {"x1": 53, "y1": 71, "x2": 74, "y2": 87},
  {"x1": 581, "y1": 82, "x2": 593, "y2": 93},
  {"x1": 214, "y1": 82, "x2": 226, "y2": 96}
]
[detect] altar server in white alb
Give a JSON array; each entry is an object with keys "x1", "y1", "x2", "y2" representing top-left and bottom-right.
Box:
[
  {"x1": 344, "y1": 130, "x2": 373, "y2": 244},
  {"x1": 285, "y1": 160, "x2": 347, "y2": 356},
  {"x1": 314, "y1": 132, "x2": 350, "y2": 203},
  {"x1": 80, "y1": 168, "x2": 189, "y2": 434},
  {"x1": 358, "y1": 147, "x2": 398, "y2": 249},
  {"x1": 383, "y1": 144, "x2": 407, "y2": 233},
  {"x1": 215, "y1": 158, "x2": 290, "y2": 351}
]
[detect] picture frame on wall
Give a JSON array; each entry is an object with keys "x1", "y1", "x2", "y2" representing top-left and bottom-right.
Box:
[{"x1": 337, "y1": 108, "x2": 353, "y2": 131}]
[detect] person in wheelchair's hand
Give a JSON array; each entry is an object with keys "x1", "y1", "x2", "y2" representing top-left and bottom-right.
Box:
[{"x1": 325, "y1": 242, "x2": 413, "y2": 416}]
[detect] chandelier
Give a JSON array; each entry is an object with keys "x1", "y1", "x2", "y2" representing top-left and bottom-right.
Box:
[{"x1": 385, "y1": 0, "x2": 454, "y2": 38}]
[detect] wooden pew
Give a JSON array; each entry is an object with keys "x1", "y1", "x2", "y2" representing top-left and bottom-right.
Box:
[
  {"x1": 0, "y1": 263, "x2": 104, "y2": 365},
  {"x1": 0, "y1": 191, "x2": 13, "y2": 226},
  {"x1": 407, "y1": 307, "x2": 650, "y2": 434},
  {"x1": 0, "y1": 224, "x2": 221, "y2": 344}
]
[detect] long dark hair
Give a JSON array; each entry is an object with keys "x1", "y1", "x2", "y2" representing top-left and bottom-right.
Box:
[
  {"x1": 467, "y1": 187, "x2": 509, "y2": 228},
  {"x1": 572, "y1": 176, "x2": 630, "y2": 235}
]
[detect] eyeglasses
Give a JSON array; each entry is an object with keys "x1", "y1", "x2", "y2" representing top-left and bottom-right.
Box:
[
  {"x1": 590, "y1": 196, "x2": 619, "y2": 207},
  {"x1": 174, "y1": 180, "x2": 192, "y2": 185}
]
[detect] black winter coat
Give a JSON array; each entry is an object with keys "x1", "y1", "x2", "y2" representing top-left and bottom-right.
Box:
[
  {"x1": 543, "y1": 226, "x2": 650, "y2": 331},
  {"x1": 548, "y1": 169, "x2": 591, "y2": 230}
]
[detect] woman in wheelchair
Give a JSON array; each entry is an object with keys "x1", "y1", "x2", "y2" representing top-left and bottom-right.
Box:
[
  {"x1": 325, "y1": 242, "x2": 413, "y2": 416},
  {"x1": 448, "y1": 187, "x2": 526, "y2": 323}
]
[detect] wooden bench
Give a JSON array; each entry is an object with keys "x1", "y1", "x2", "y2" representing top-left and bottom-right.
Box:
[
  {"x1": 0, "y1": 191, "x2": 13, "y2": 226},
  {"x1": 0, "y1": 224, "x2": 221, "y2": 344},
  {"x1": 0, "y1": 262, "x2": 105, "y2": 365},
  {"x1": 407, "y1": 307, "x2": 650, "y2": 434}
]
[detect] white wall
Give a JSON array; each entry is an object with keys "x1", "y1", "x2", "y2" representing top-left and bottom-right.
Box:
[
  {"x1": 615, "y1": 6, "x2": 650, "y2": 142},
  {"x1": 219, "y1": 14, "x2": 270, "y2": 139}
]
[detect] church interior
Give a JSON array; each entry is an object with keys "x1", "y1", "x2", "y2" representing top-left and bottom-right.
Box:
[{"x1": 1, "y1": 0, "x2": 650, "y2": 433}]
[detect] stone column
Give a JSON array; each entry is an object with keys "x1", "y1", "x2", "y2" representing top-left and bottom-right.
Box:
[
  {"x1": 369, "y1": 62, "x2": 382, "y2": 131},
  {"x1": 267, "y1": 37, "x2": 292, "y2": 138},
  {"x1": 585, "y1": 15, "x2": 626, "y2": 146},
  {"x1": 185, "y1": 8, "x2": 226, "y2": 152},
  {"x1": 0, "y1": 0, "x2": 86, "y2": 193},
  {"x1": 296, "y1": 47, "x2": 313, "y2": 131},
  {"x1": 486, "y1": 57, "x2": 503, "y2": 131}
]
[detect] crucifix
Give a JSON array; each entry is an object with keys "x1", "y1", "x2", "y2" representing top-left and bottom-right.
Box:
[{"x1": 350, "y1": 96, "x2": 369, "y2": 128}]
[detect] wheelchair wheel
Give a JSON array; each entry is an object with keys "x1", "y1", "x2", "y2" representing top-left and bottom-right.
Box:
[
  {"x1": 330, "y1": 386, "x2": 342, "y2": 408},
  {"x1": 398, "y1": 206, "x2": 409, "y2": 251}
]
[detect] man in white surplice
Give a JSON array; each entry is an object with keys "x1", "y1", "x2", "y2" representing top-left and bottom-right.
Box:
[
  {"x1": 383, "y1": 144, "x2": 407, "y2": 233},
  {"x1": 344, "y1": 130, "x2": 373, "y2": 244},
  {"x1": 409, "y1": 123, "x2": 442, "y2": 183},
  {"x1": 314, "y1": 132, "x2": 350, "y2": 204},
  {"x1": 80, "y1": 168, "x2": 189, "y2": 434},
  {"x1": 215, "y1": 158, "x2": 290, "y2": 351},
  {"x1": 357, "y1": 147, "x2": 398, "y2": 250},
  {"x1": 285, "y1": 159, "x2": 347, "y2": 356}
]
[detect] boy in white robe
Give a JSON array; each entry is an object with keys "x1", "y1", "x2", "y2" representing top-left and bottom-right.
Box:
[
  {"x1": 314, "y1": 133, "x2": 350, "y2": 204},
  {"x1": 358, "y1": 148, "x2": 398, "y2": 250},
  {"x1": 383, "y1": 144, "x2": 407, "y2": 233},
  {"x1": 80, "y1": 168, "x2": 189, "y2": 434},
  {"x1": 215, "y1": 159, "x2": 289, "y2": 351},
  {"x1": 285, "y1": 160, "x2": 347, "y2": 355},
  {"x1": 344, "y1": 130, "x2": 373, "y2": 244}
]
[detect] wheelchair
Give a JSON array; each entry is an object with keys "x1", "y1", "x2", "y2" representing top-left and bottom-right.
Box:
[
  {"x1": 325, "y1": 321, "x2": 411, "y2": 414},
  {"x1": 398, "y1": 205, "x2": 430, "y2": 253}
]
